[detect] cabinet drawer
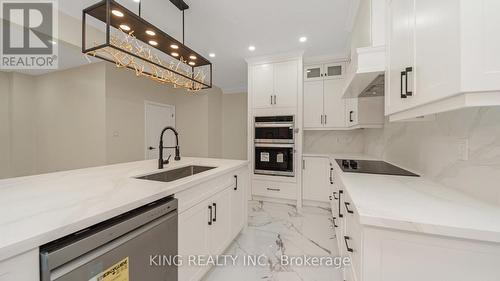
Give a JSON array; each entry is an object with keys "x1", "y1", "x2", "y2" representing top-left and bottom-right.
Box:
[
  {"x1": 252, "y1": 179, "x2": 296, "y2": 200},
  {"x1": 343, "y1": 191, "x2": 362, "y2": 281}
]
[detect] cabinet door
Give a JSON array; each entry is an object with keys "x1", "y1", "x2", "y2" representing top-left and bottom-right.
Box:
[
  {"x1": 302, "y1": 157, "x2": 330, "y2": 202},
  {"x1": 253, "y1": 64, "x2": 274, "y2": 108},
  {"x1": 304, "y1": 64, "x2": 323, "y2": 81},
  {"x1": 323, "y1": 79, "x2": 346, "y2": 128},
  {"x1": 274, "y1": 60, "x2": 298, "y2": 107},
  {"x1": 209, "y1": 188, "x2": 232, "y2": 255},
  {"x1": 324, "y1": 63, "x2": 344, "y2": 80},
  {"x1": 386, "y1": 0, "x2": 415, "y2": 115},
  {"x1": 303, "y1": 80, "x2": 324, "y2": 128},
  {"x1": 230, "y1": 172, "x2": 247, "y2": 238},
  {"x1": 346, "y1": 98, "x2": 359, "y2": 127},
  {"x1": 178, "y1": 201, "x2": 211, "y2": 281}
]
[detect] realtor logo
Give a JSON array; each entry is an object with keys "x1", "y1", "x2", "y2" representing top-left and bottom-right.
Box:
[{"x1": 1, "y1": 0, "x2": 58, "y2": 69}]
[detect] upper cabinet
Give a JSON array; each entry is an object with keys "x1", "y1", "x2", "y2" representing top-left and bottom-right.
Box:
[
  {"x1": 305, "y1": 63, "x2": 344, "y2": 82},
  {"x1": 304, "y1": 62, "x2": 347, "y2": 129},
  {"x1": 250, "y1": 59, "x2": 299, "y2": 110},
  {"x1": 386, "y1": 0, "x2": 500, "y2": 121}
]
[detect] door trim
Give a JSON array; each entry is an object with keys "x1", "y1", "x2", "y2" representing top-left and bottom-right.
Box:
[{"x1": 144, "y1": 101, "x2": 176, "y2": 160}]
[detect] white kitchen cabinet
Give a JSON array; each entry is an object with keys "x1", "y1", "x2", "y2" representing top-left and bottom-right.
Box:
[
  {"x1": 303, "y1": 62, "x2": 347, "y2": 130},
  {"x1": 209, "y1": 187, "x2": 232, "y2": 255},
  {"x1": 346, "y1": 97, "x2": 384, "y2": 128},
  {"x1": 302, "y1": 156, "x2": 331, "y2": 202},
  {"x1": 230, "y1": 172, "x2": 247, "y2": 238},
  {"x1": 386, "y1": 0, "x2": 500, "y2": 121},
  {"x1": 251, "y1": 60, "x2": 298, "y2": 109},
  {"x1": 0, "y1": 249, "x2": 38, "y2": 281}
]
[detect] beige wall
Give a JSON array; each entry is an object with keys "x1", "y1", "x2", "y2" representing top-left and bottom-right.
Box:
[
  {"x1": 0, "y1": 62, "x2": 234, "y2": 179},
  {"x1": 222, "y1": 93, "x2": 248, "y2": 160}
]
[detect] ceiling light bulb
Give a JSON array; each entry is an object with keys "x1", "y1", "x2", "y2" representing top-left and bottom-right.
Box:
[
  {"x1": 145, "y1": 30, "x2": 156, "y2": 36},
  {"x1": 119, "y1": 24, "x2": 131, "y2": 31},
  {"x1": 209, "y1": 53, "x2": 215, "y2": 58},
  {"x1": 189, "y1": 61, "x2": 196, "y2": 66},
  {"x1": 112, "y1": 10, "x2": 124, "y2": 17},
  {"x1": 189, "y1": 55, "x2": 197, "y2": 60},
  {"x1": 171, "y1": 52, "x2": 179, "y2": 57},
  {"x1": 248, "y1": 45, "x2": 256, "y2": 51},
  {"x1": 148, "y1": 40, "x2": 158, "y2": 46},
  {"x1": 133, "y1": 0, "x2": 140, "y2": 2},
  {"x1": 170, "y1": 44, "x2": 179, "y2": 49},
  {"x1": 299, "y1": 36, "x2": 307, "y2": 42}
]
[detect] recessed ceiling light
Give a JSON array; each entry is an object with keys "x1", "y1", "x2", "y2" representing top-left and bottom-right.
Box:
[
  {"x1": 188, "y1": 61, "x2": 196, "y2": 66},
  {"x1": 148, "y1": 40, "x2": 158, "y2": 46},
  {"x1": 119, "y1": 24, "x2": 131, "y2": 31},
  {"x1": 112, "y1": 10, "x2": 124, "y2": 17},
  {"x1": 170, "y1": 44, "x2": 179, "y2": 49},
  {"x1": 171, "y1": 52, "x2": 179, "y2": 57},
  {"x1": 209, "y1": 53, "x2": 215, "y2": 58},
  {"x1": 133, "y1": 0, "x2": 140, "y2": 2},
  {"x1": 189, "y1": 55, "x2": 197, "y2": 60},
  {"x1": 145, "y1": 30, "x2": 156, "y2": 36},
  {"x1": 299, "y1": 36, "x2": 307, "y2": 42},
  {"x1": 248, "y1": 45, "x2": 256, "y2": 51}
]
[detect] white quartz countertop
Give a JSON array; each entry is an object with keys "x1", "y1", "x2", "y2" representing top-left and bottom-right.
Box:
[
  {"x1": 303, "y1": 153, "x2": 500, "y2": 243},
  {"x1": 0, "y1": 157, "x2": 248, "y2": 262}
]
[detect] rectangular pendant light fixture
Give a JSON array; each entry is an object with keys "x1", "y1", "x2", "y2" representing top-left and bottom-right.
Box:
[{"x1": 82, "y1": 0, "x2": 212, "y2": 91}]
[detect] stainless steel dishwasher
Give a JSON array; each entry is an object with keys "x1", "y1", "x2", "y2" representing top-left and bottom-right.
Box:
[{"x1": 40, "y1": 196, "x2": 178, "y2": 281}]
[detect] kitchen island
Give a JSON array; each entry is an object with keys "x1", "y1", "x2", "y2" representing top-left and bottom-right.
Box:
[{"x1": 0, "y1": 157, "x2": 249, "y2": 281}]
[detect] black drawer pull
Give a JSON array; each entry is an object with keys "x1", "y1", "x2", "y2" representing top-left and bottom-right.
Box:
[
  {"x1": 349, "y1": 110, "x2": 354, "y2": 122},
  {"x1": 234, "y1": 175, "x2": 238, "y2": 190},
  {"x1": 344, "y1": 202, "x2": 354, "y2": 214},
  {"x1": 338, "y1": 190, "x2": 344, "y2": 218},
  {"x1": 332, "y1": 217, "x2": 338, "y2": 228},
  {"x1": 344, "y1": 236, "x2": 354, "y2": 252},
  {"x1": 208, "y1": 205, "x2": 213, "y2": 225},
  {"x1": 332, "y1": 191, "x2": 338, "y2": 200},
  {"x1": 405, "y1": 67, "x2": 413, "y2": 96},
  {"x1": 400, "y1": 71, "x2": 407, "y2": 98},
  {"x1": 267, "y1": 188, "x2": 280, "y2": 191},
  {"x1": 212, "y1": 203, "x2": 217, "y2": 222}
]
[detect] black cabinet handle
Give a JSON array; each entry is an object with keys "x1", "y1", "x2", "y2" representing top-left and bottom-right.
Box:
[
  {"x1": 212, "y1": 203, "x2": 217, "y2": 222},
  {"x1": 329, "y1": 168, "x2": 333, "y2": 184},
  {"x1": 344, "y1": 202, "x2": 354, "y2": 214},
  {"x1": 338, "y1": 190, "x2": 344, "y2": 218},
  {"x1": 329, "y1": 195, "x2": 333, "y2": 201},
  {"x1": 267, "y1": 188, "x2": 280, "y2": 191},
  {"x1": 332, "y1": 192, "x2": 338, "y2": 200},
  {"x1": 349, "y1": 111, "x2": 354, "y2": 122},
  {"x1": 148, "y1": 146, "x2": 156, "y2": 150},
  {"x1": 400, "y1": 70, "x2": 407, "y2": 98},
  {"x1": 332, "y1": 217, "x2": 338, "y2": 228},
  {"x1": 234, "y1": 175, "x2": 238, "y2": 190},
  {"x1": 405, "y1": 67, "x2": 413, "y2": 96},
  {"x1": 344, "y1": 236, "x2": 354, "y2": 252},
  {"x1": 208, "y1": 205, "x2": 213, "y2": 225}
]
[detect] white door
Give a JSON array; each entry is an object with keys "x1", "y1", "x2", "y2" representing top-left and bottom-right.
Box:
[
  {"x1": 230, "y1": 171, "x2": 247, "y2": 238},
  {"x1": 303, "y1": 80, "x2": 324, "y2": 128},
  {"x1": 209, "y1": 188, "x2": 232, "y2": 255},
  {"x1": 178, "y1": 201, "x2": 211, "y2": 281},
  {"x1": 302, "y1": 157, "x2": 330, "y2": 202},
  {"x1": 323, "y1": 79, "x2": 346, "y2": 128},
  {"x1": 145, "y1": 102, "x2": 175, "y2": 160},
  {"x1": 274, "y1": 60, "x2": 298, "y2": 107},
  {"x1": 253, "y1": 64, "x2": 274, "y2": 108},
  {"x1": 386, "y1": 0, "x2": 415, "y2": 115}
]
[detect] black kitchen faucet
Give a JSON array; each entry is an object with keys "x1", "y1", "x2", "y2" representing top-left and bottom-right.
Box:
[{"x1": 158, "y1": 126, "x2": 181, "y2": 169}]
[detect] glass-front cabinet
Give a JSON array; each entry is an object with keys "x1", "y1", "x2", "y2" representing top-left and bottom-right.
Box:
[{"x1": 304, "y1": 63, "x2": 344, "y2": 81}]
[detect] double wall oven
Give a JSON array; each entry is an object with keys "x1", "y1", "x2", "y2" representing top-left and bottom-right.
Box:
[{"x1": 254, "y1": 116, "x2": 295, "y2": 177}]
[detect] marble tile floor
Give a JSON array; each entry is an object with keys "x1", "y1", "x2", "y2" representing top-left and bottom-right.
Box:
[{"x1": 203, "y1": 201, "x2": 345, "y2": 281}]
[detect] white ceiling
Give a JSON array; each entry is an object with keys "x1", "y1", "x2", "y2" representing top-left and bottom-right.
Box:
[{"x1": 56, "y1": 0, "x2": 358, "y2": 93}]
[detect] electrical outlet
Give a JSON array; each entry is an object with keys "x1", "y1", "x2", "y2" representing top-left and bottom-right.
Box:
[{"x1": 458, "y1": 138, "x2": 469, "y2": 161}]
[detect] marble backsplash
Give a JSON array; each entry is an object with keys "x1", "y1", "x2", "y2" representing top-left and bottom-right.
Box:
[
  {"x1": 303, "y1": 130, "x2": 364, "y2": 154},
  {"x1": 363, "y1": 107, "x2": 500, "y2": 205}
]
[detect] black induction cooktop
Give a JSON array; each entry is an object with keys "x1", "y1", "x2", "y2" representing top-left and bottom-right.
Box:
[{"x1": 335, "y1": 159, "x2": 419, "y2": 177}]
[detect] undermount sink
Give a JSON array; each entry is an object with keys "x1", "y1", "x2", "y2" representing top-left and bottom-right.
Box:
[{"x1": 136, "y1": 165, "x2": 216, "y2": 183}]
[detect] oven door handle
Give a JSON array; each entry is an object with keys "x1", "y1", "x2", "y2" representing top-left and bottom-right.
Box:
[
  {"x1": 254, "y1": 143, "x2": 294, "y2": 148},
  {"x1": 254, "y1": 122, "x2": 294, "y2": 128}
]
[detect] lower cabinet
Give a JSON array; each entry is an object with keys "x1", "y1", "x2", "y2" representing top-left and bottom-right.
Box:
[
  {"x1": 178, "y1": 168, "x2": 248, "y2": 281},
  {"x1": 302, "y1": 156, "x2": 331, "y2": 202},
  {"x1": 330, "y1": 167, "x2": 500, "y2": 281}
]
